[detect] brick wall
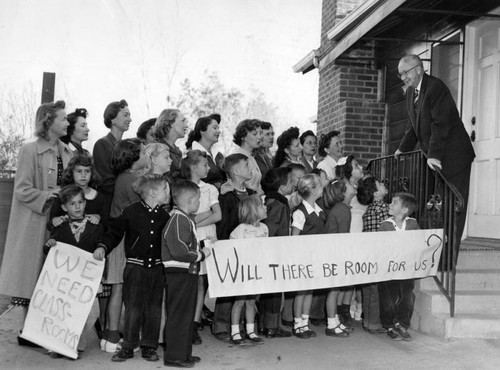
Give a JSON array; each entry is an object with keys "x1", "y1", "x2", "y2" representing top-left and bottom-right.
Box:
[{"x1": 317, "y1": 0, "x2": 385, "y2": 165}]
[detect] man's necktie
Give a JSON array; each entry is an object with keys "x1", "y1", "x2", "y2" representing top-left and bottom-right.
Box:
[{"x1": 414, "y1": 88, "x2": 419, "y2": 105}]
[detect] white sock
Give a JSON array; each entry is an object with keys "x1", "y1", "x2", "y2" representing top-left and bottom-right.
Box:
[
  {"x1": 246, "y1": 323, "x2": 255, "y2": 335},
  {"x1": 301, "y1": 314, "x2": 309, "y2": 328},
  {"x1": 327, "y1": 316, "x2": 340, "y2": 329},
  {"x1": 231, "y1": 324, "x2": 240, "y2": 337},
  {"x1": 293, "y1": 317, "x2": 302, "y2": 329}
]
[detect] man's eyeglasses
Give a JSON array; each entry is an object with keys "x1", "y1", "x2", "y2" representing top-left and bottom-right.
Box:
[{"x1": 397, "y1": 65, "x2": 419, "y2": 79}]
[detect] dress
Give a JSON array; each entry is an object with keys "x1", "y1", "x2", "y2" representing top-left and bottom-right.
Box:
[
  {"x1": 105, "y1": 170, "x2": 140, "y2": 284},
  {"x1": 229, "y1": 222, "x2": 269, "y2": 240},
  {"x1": 92, "y1": 132, "x2": 117, "y2": 196},
  {"x1": 0, "y1": 138, "x2": 73, "y2": 300},
  {"x1": 350, "y1": 195, "x2": 367, "y2": 233},
  {"x1": 195, "y1": 180, "x2": 219, "y2": 274}
]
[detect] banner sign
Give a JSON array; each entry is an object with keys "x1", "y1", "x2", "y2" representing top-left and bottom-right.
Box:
[
  {"x1": 20, "y1": 242, "x2": 104, "y2": 359},
  {"x1": 206, "y1": 229, "x2": 443, "y2": 298}
]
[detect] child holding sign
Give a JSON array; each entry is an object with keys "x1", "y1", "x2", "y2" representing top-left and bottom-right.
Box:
[
  {"x1": 378, "y1": 192, "x2": 419, "y2": 341},
  {"x1": 213, "y1": 153, "x2": 256, "y2": 342},
  {"x1": 100, "y1": 175, "x2": 170, "y2": 362},
  {"x1": 44, "y1": 184, "x2": 106, "y2": 358},
  {"x1": 291, "y1": 173, "x2": 325, "y2": 339},
  {"x1": 321, "y1": 179, "x2": 355, "y2": 338},
  {"x1": 229, "y1": 195, "x2": 269, "y2": 345},
  {"x1": 259, "y1": 167, "x2": 294, "y2": 338}
]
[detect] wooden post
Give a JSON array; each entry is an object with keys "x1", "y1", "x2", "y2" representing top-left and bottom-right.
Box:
[{"x1": 41, "y1": 72, "x2": 56, "y2": 104}]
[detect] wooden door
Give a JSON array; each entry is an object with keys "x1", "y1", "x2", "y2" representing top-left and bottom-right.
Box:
[{"x1": 464, "y1": 19, "x2": 500, "y2": 238}]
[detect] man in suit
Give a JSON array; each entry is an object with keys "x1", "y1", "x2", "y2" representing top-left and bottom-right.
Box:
[{"x1": 395, "y1": 54, "x2": 475, "y2": 263}]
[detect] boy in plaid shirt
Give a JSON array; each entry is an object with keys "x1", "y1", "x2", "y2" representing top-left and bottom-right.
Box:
[{"x1": 358, "y1": 176, "x2": 388, "y2": 334}]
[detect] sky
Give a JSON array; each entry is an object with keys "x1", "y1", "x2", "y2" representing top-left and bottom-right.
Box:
[{"x1": 0, "y1": 0, "x2": 322, "y2": 151}]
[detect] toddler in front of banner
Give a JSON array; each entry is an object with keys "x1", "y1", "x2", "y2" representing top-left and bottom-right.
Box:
[
  {"x1": 378, "y1": 192, "x2": 419, "y2": 342},
  {"x1": 212, "y1": 153, "x2": 256, "y2": 342},
  {"x1": 43, "y1": 184, "x2": 106, "y2": 359},
  {"x1": 321, "y1": 179, "x2": 357, "y2": 338},
  {"x1": 229, "y1": 194, "x2": 269, "y2": 345},
  {"x1": 259, "y1": 167, "x2": 294, "y2": 339},
  {"x1": 100, "y1": 175, "x2": 171, "y2": 362},
  {"x1": 357, "y1": 175, "x2": 389, "y2": 335},
  {"x1": 290, "y1": 173, "x2": 325, "y2": 339},
  {"x1": 181, "y1": 150, "x2": 221, "y2": 345},
  {"x1": 162, "y1": 180, "x2": 211, "y2": 368}
]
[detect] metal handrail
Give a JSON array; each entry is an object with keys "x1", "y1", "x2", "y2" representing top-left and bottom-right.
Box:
[{"x1": 366, "y1": 150, "x2": 460, "y2": 317}]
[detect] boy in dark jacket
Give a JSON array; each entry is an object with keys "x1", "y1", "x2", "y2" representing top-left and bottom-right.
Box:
[
  {"x1": 100, "y1": 175, "x2": 171, "y2": 362},
  {"x1": 162, "y1": 180, "x2": 210, "y2": 368},
  {"x1": 378, "y1": 192, "x2": 419, "y2": 342}
]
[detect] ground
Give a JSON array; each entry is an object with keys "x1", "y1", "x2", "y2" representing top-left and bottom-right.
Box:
[{"x1": 1, "y1": 304, "x2": 500, "y2": 370}]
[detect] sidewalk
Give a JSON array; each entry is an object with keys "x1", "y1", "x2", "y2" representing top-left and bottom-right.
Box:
[{"x1": 1, "y1": 305, "x2": 500, "y2": 370}]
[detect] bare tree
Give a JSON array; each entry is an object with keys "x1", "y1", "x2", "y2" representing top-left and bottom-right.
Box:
[{"x1": 0, "y1": 82, "x2": 38, "y2": 171}]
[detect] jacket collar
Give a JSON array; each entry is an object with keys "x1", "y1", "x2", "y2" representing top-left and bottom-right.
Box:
[{"x1": 36, "y1": 138, "x2": 71, "y2": 155}]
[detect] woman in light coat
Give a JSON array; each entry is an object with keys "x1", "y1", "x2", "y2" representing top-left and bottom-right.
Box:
[{"x1": 0, "y1": 100, "x2": 73, "y2": 340}]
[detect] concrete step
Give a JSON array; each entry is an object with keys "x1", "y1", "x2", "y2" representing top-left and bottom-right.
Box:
[
  {"x1": 457, "y1": 247, "x2": 500, "y2": 270},
  {"x1": 419, "y1": 290, "x2": 500, "y2": 315},
  {"x1": 445, "y1": 313, "x2": 500, "y2": 340},
  {"x1": 418, "y1": 270, "x2": 500, "y2": 291}
]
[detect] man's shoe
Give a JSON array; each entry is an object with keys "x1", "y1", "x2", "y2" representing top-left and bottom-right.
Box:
[
  {"x1": 394, "y1": 323, "x2": 413, "y2": 341},
  {"x1": 386, "y1": 327, "x2": 403, "y2": 341},
  {"x1": 188, "y1": 355, "x2": 201, "y2": 363},
  {"x1": 141, "y1": 347, "x2": 159, "y2": 361},
  {"x1": 111, "y1": 349, "x2": 134, "y2": 362},
  {"x1": 164, "y1": 359, "x2": 195, "y2": 368}
]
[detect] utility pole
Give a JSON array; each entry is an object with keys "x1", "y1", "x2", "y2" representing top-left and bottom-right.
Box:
[{"x1": 41, "y1": 72, "x2": 55, "y2": 104}]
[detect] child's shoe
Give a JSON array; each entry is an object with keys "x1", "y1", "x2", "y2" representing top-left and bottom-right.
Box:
[
  {"x1": 292, "y1": 326, "x2": 311, "y2": 339},
  {"x1": 394, "y1": 323, "x2": 412, "y2": 341},
  {"x1": 111, "y1": 348, "x2": 134, "y2": 362},
  {"x1": 230, "y1": 333, "x2": 245, "y2": 345},
  {"x1": 386, "y1": 327, "x2": 403, "y2": 341},
  {"x1": 246, "y1": 332, "x2": 264, "y2": 344},
  {"x1": 325, "y1": 324, "x2": 349, "y2": 338},
  {"x1": 192, "y1": 324, "x2": 202, "y2": 345},
  {"x1": 141, "y1": 347, "x2": 159, "y2": 361},
  {"x1": 101, "y1": 338, "x2": 123, "y2": 353}
]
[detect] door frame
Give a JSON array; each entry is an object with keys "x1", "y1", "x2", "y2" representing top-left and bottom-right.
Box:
[{"x1": 463, "y1": 8, "x2": 500, "y2": 238}]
